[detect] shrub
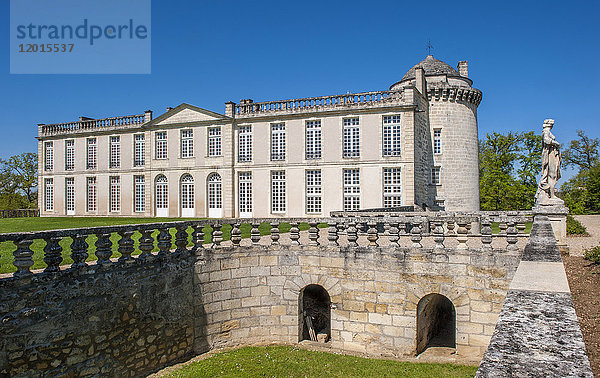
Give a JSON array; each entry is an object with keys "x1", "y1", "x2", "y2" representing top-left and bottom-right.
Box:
[
  {"x1": 567, "y1": 215, "x2": 589, "y2": 236},
  {"x1": 584, "y1": 246, "x2": 600, "y2": 264}
]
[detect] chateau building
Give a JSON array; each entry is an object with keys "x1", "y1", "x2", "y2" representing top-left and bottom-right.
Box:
[{"x1": 37, "y1": 55, "x2": 482, "y2": 218}]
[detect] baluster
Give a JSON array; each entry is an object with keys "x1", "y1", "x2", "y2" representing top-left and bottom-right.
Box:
[
  {"x1": 498, "y1": 221, "x2": 508, "y2": 235},
  {"x1": 43, "y1": 236, "x2": 63, "y2": 273},
  {"x1": 410, "y1": 220, "x2": 422, "y2": 248},
  {"x1": 465, "y1": 222, "x2": 472, "y2": 234},
  {"x1": 70, "y1": 233, "x2": 89, "y2": 268},
  {"x1": 138, "y1": 229, "x2": 154, "y2": 259},
  {"x1": 191, "y1": 224, "x2": 205, "y2": 252},
  {"x1": 175, "y1": 225, "x2": 189, "y2": 253},
  {"x1": 270, "y1": 222, "x2": 280, "y2": 245},
  {"x1": 308, "y1": 222, "x2": 320, "y2": 246},
  {"x1": 212, "y1": 224, "x2": 223, "y2": 248},
  {"x1": 328, "y1": 222, "x2": 339, "y2": 246},
  {"x1": 446, "y1": 220, "x2": 456, "y2": 235},
  {"x1": 95, "y1": 232, "x2": 113, "y2": 265},
  {"x1": 250, "y1": 222, "x2": 261, "y2": 245},
  {"x1": 289, "y1": 222, "x2": 300, "y2": 246},
  {"x1": 432, "y1": 221, "x2": 445, "y2": 249},
  {"x1": 506, "y1": 222, "x2": 518, "y2": 251},
  {"x1": 516, "y1": 221, "x2": 526, "y2": 234},
  {"x1": 367, "y1": 221, "x2": 379, "y2": 247},
  {"x1": 117, "y1": 231, "x2": 134, "y2": 262},
  {"x1": 389, "y1": 222, "x2": 400, "y2": 247},
  {"x1": 456, "y1": 221, "x2": 468, "y2": 249},
  {"x1": 13, "y1": 238, "x2": 34, "y2": 277},
  {"x1": 481, "y1": 218, "x2": 493, "y2": 251},
  {"x1": 347, "y1": 222, "x2": 358, "y2": 247},
  {"x1": 230, "y1": 223, "x2": 242, "y2": 246},
  {"x1": 157, "y1": 228, "x2": 171, "y2": 256}
]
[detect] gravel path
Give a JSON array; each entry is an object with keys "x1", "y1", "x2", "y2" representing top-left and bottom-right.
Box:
[{"x1": 567, "y1": 215, "x2": 600, "y2": 256}]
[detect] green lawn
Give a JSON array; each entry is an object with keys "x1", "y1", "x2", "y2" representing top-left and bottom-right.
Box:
[{"x1": 163, "y1": 346, "x2": 477, "y2": 377}]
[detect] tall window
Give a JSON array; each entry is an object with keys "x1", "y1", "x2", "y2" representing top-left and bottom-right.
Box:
[
  {"x1": 155, "y1": 132, "x2": 167, "y2": 159},
  {"x1": 181, "y1": 174, "x2": 195, "y2": 211},
  {"x1": 342, "y1": 118, "x2": 360, "y2": 158},
  {"x1": 306, "y1": 170, "x2": 322, "y2": 214},
  {"x1": 110, "y1": 176, "x2": 120, "y2": 212},
  {"x1": 238, "y1": 125, "x2": 252, "y2": 162},
  {"x1": 207, "y1": 174, "x2": 222, "y2": 215},
  {"x1": 343, "y1": 169, "x2": 360, "y2": 211},
  {"x1": 271, "y1": 123, "x2": 286, "y2": 161},
  {"x1": 155, "y1": 175, "x2": 168, "y2": 213},
  {"x1": 208, "y1": 127, "x2": 221, "y2": 156},
  {"x1": 271, "y1": 171, "x2": 286, "y2": 213},
  {"x1": 433, "y1": 129, "x2": 442, "y2": 154},
  {"x1": 134, "y1": 175, "x2": 145, "y2": 212},
  {"x1": 87, "y1": 177, "x2": 97, "y2": 212},
  {"x1": 86, "y1": 138, "x2": 97, "y2": 169},
  {"x1": 383, "y1": 168, "x2": 402, "y2": 208},
  {"x1": 44, "y1": 178, "x2": 53, "y2": 211},
  {"x1": 383, "y1": 115, "x2": 401, "y2": 157},
  {"x1": 65, "y1": 177, "x2": 75, "y2": 213},
  {"x1": 134, "y1": 134, "x2": 145, "y2": 166},
  {"x1": 181, "y1": 129, "x2": 194, "y2": 158},
  {"x1": 44, "y1": 142, "x2": 53, "y2": 171},
  {"x1": 109, "y1": 136, "x2": 120, "y2": 168},
  {"x1": 431, "y1": 167, "x2": 441, "y2": 185},
  {"x1": 239, "y1": 172, "x2": 252, "y2": 215},
  {"x1": 65, "y1": 140, "x2": 75, "y2": 170},
  {"x1": 305, "y1": 120, "x2": 322, "y2": 159}
]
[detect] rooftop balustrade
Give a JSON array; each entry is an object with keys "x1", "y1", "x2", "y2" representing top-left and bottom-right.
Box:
[
  {"x1": 0, "y1": 212, "x2": 533, "y2": 279},
  {"x1": 38, "y1": 113, "x2": 147, "y2": 137}
]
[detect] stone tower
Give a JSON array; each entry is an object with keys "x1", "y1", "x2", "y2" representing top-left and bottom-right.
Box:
[{"x1": 390, "y1": 55, "x2": 482, "y2": 211}]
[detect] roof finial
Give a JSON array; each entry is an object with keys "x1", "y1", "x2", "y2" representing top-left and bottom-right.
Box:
[{"x1": 426, "y1": 40, "x2": 433, "y2": 56}]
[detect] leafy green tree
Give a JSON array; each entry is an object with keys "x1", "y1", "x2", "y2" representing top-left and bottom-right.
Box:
[
  {"x1": 562, "y1": 129, "x2": 600, "y2": 171},
  {"x1": 515, "y1": 131, "x2": 542, "y2": 209},
  {"x1": 0, "y1": 152, "x2": 38, "y2": 209}
]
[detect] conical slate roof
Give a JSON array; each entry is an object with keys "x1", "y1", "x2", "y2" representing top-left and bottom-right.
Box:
[{"x1": 400, "y1": 55, "x2": 460, "y2": 82}]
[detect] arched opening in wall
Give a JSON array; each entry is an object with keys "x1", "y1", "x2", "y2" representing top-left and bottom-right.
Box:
[
  {"x1": 180, "y1": 174, "x2": 195, "y2": 217},
  {"x1": 416, "y1": 293, "x2": 456, "y2": 355},
  {"x1": 207, "y1": 173, "x2": 222, "y2": 218},
  {"x1": 299, "y1": 285, "x2": 331, "y2": 343},
  {"x1": 155, "y1": 175, "x2": 168, "y2": 217}
]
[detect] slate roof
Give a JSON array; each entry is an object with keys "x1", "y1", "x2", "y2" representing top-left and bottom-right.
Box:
[{"x1": 400, "y1": 55, "x2": 461, "y2": 82}]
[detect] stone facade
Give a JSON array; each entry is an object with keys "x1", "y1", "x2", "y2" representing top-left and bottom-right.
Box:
[{"x1": 36, "y1": 55, "x2": 482, "y2": 218}]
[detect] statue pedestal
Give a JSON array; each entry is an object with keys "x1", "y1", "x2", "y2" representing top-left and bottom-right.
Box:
[{"x1": 532, "y1": 201, "x2": 569, "y2": 253}]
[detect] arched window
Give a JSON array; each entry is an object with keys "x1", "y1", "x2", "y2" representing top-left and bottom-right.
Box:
[
  {"x1": 155, "y1": 175, "x2": 168, "y2": 217},
  {"x1": 416, "y1": 293, "x2": 456, "y2": 354},
  {"x1": 180, "y1": 174, "x2": 195, "y2": 217},
  {"x1": 299, "y1": 284, "x2": 331, "y2": 343},
  {"x1": 207, "y1": 173, "x2": 222, "y2": 218}
]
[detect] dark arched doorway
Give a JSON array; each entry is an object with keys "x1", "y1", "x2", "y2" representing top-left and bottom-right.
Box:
[
  {"x1": 299, "y1": 285, "x2": 331, "y2": 343},
  {"x1": 416, "y1": 293, "x2": 456, "y2": 354}
]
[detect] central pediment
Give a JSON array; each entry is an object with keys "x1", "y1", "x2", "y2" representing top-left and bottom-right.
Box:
[{"x1": 146, "y1": 103, "x2": 228, "y2": 126}]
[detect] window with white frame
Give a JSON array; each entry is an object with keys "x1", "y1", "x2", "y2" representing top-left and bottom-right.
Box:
[
  {"x1": 181, "y1": 174, "x2": 195, "y2": 210},
  {"x1": 134, "y1": 175, "x2": 145, "y2": 212},
  {"x1": 208, "y1": 127, "x2": 221, "y2": 157},
  {"x1": 431, "y1": 166, "x2": 441, "y2": 185},
  {"x1": 207, "y1": 174, "x2": 221, "y2": 211},
  {"x1": 65, "y1": 140, "x2": 75, "y2": 170},
  {"x1": 433, "y1": 129, "x2": 442, "y2": 154},
  {"x1": 383, "y1": 115, "x2": 401, "y2": 157},
  {"x1": 134, "y1": 134, "x2": 145, "y2": 166},
  {"x1": 155, "y1": 175, "x2": 168, "y2": 210},
  {"x1": 343, "y1": 169, "x2": 360, "y2": 211},
  {"x1": 271, "y1": 171, "x2": 286, "y2": 213},
  {"x1": 305, "y1": 120, "x2": 322, "y2": 159},
  {"x1": 238, "y1": 172, "x2": 252, "y2": 214},
  {"x1": 342, "y1": 118, "x2": 360, "y2": 158},
  {"x1": 181, "y1": 129, "x2": 194, "y2": 158},
  {"x1": 44, "y1": 142, "x2": 53, "y2": 171},
  {"x1": 155, "y1": 132, "x2": 167, "y2": 159},
  {"x1": 109, "y1": 136, "x2": 120, "y2": 168},
  {"x1": 87, "y1": 177, "x2": 97, "y2": 212},
  {"x1": 383, "y1": 168, "x2": 402, "y2": 208},
  {"x1": 109, "y1": 176, "x2": 120, "y2": 212},
  {"x1": 44, "y1": 178, "x2": 53, "y2": 211},
  {"x1": 238, "y1": 125, "x2": 252, "y2": 162},
  {"x1": 65, "y1": 177, "x2": 75, "y2": 213},
  {"x1": 86, "y1": 138, "x2": 97, "y2": 169},
  {"x1": 271, "y1": 123, "x2": 286, "y2": 161},
  {"x1": 305, "y1": 170, "x2": 322, "y2": 214}
]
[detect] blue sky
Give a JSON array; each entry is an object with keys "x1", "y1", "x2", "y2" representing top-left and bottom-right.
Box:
[{"x1": 1, "y1": 0, "x2": 598, "y2": 182}]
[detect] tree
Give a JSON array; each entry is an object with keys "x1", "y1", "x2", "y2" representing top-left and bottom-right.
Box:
[
  {"x1": 562, "y1": 130, "x2": 600, "y2": 171},
  {"x1": 515, "y1": 131, "x2": 542, "y2": 209},
  {"x1": 0, "y1": 152, "x2": 38, "y2": 209}
]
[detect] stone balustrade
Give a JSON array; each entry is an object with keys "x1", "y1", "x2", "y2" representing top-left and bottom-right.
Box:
[
  {"x1": 0, "y1": 213, "x2": 532, "y2": 278},
  {"x1": 233, "y1": 90, "x2": 404, "y2": 117},
  {"x1": 38, "y1": 113, "x2": 146, "y2": 137}
]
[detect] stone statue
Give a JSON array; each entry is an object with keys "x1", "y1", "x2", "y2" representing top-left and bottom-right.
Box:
[{"x1": 535, "y1": 119, "x2": 563, "y2": 205}]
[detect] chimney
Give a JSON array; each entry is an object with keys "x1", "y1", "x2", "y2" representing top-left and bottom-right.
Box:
[
  {"x1": 166, "y1": 107, "x2": 173, "y2": 112},
  {"x1": 414, "y1": 67, "x2": 427, "y2": 95},
  {"x1": 79, "y1": 116, "x2": 93, "y2": 121},
  {"x1": 225, "y1": 101, "x2": 235, "y2": 117},
  {"x1": 458, "y1": 61, "x2": 468, "y2": 78},
  {"x1": 144, "y1": 109, "x2": 153, "y2": 123}
]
